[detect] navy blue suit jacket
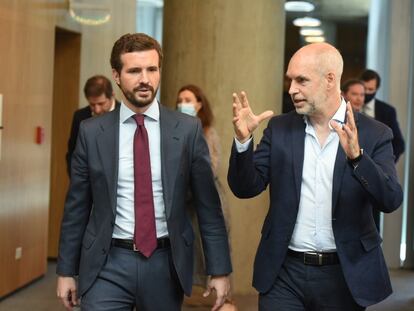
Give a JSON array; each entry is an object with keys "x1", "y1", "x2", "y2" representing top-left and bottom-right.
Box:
[
  {"x1": 374, "y1": 99, "x2": 405, "y2": 162},
  {"x1": 58, "y1": 104, "x2": 232, "y2": 296},
  {"x1": 228, "y1": 111, "x2": 403, "y2": 307}
]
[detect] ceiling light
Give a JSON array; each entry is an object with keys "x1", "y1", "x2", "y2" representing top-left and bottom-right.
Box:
[
  {"x1": 300, "y1": 28, "x2": 324, "y2": 36},
  {"x1": 285, "y1": 1, "x2": 315, "y2": 12},
  {"x1": 68, "y1": 0, "x2": 111, "y2": 26},
  {"x1": 304, "y1": 36, "x2": 325, "y2": 43},
  {"x1": 293, "y1": 17, "x2": 321, "y2": 27}
]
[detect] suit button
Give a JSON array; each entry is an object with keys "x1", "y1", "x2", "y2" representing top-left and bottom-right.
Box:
[
  {"x1": 102, "y1": 248, "x2": 106, "y2": 254},
  {"x1": 110, "y1": 221, "x2": 114, "y2": 227}
]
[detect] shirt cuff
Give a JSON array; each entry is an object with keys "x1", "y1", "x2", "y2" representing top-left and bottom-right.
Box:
[{"x1": 234, "y1": 137, "x2": 252, "y2": 153}]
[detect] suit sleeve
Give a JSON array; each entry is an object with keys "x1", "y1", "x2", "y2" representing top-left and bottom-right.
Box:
[
  {"x1": 190, "y1": 120, "x2": 232, "y2": 276},
  {"x1": 227, "y1": 123, "x2": 272, "y2": 198},
  {"x1": 351, "y1": 126, "x2": 403, "y2": 213},
  {"x1": 388, "y1": 107, "x2": 405, "y2": 162},
  {"x1": 57, "y1": 121, "x2": 92, "y2": 276}
]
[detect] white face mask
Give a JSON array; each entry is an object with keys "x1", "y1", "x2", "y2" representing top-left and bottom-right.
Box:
[{"x1": 177, "y1": 102, "x2": 197, "y2": 116}]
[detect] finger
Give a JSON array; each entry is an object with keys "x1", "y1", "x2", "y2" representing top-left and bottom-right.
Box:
[
  {"x1": 346, "y1": 102, "x2": 356, "y2": 130},
  {"x1": 203, "y1": 287, "x2": 211, "y2": 298},
  {"x1": 257, "y1": 110, "x2": 274, "y2": 123},
  {"x1": 211, "y1": 294, "x2": 226, "y2": 311},
  {"x1": 70, "y1": 289, "x2": 79, "y2": 307},
  {"x1": 232, "y1": 93, "x2": 241, "y2": 110},
  {"x1": 62, "y1": 295, "x2": 73, "y2": 310},
  {"x1": 232, "y1": 103, "x2": 239, "y2": 118},
  {"x1": 240, "y1": 91, "x2": 249, "y2": 108},
  {"x1": 330, "y1": 120, "x2": 344, "y2": 135},
  {"x1": 342, "y1": 124, "x2": 358, "y2": 146}
]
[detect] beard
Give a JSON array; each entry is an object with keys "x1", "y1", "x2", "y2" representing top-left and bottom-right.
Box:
[{"x1": 120, "y1": 83, "x2": 158, "y2": 108}]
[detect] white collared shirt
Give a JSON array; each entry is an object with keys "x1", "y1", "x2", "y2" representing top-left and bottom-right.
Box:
[
  {"x1": 113, "y1": 100, "x2": 168, "y2": 239},
  {"x1": 363, "y1": 98, "x2": 375, "y2": 118},
  {"x1": 235, "y1": 99, "x2": 347, "y2": 252}
]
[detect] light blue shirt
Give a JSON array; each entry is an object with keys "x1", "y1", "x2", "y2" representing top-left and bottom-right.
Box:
[
  {"x1": 235, "y1": 99, "x2": 347, "y2": 252},
  {"x1": 113, "y1": 100, "x2": 168, "y2": 239}
]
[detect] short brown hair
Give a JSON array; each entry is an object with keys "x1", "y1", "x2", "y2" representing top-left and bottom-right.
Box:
[
  {"x1": 83, "y1": 75, "x2": 113, "y2": 99},
  {"x1": 360, "y1": 69, "x2": 381, "y2": 89},
  {"x1": 110, "y1": 33, "x2": 163, "y2": 73},
  {"x1": 341, "y1": 79, "x2": 365, "y2": 93},
  {"x1": 177, "y1": 84, "x2": 214, "y2": 128}
]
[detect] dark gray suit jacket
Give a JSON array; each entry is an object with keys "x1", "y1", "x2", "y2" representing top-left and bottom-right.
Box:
[
  {"x1": 57, "y1": 103, "x2": 232, "y2": 296},
  {"x1": 228, "y1": 111, "x2": 403, "y2": 307}
]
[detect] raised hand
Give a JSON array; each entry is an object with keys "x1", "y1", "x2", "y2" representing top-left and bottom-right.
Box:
[
  {"x1": 330, "y1": 102, "x2": 361, "y2": 160},
  {"x1": 232, "y1": 91, "x2": 274, "y2": 143}
]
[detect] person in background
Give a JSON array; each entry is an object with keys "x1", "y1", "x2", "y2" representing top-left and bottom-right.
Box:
[
  {"x1": 359, "y1": 69, "x2": 405, "y2": 163},
  {"x1": 228, "y1": 43, "x2": 403, "y2": 311},
  {"x1": 66, "y1": 75, "x2": 119, "y2": 176},
  {"x1": 176, "y1": 84, "x2": 230, "y2": 307},
  {"x1": 341, "y1": 79, "x2": 365, "y2": 112},
  {"x1": 177, "y1": 84, "x2": 221, "y2": 177},
  {"x1": 56, "y1": 33, "x2": 231, "y2": 311}
]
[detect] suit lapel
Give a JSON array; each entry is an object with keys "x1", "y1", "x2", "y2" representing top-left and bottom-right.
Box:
[
  {"x1": 159, "y1": 105, "x2": 181, "y2": 219},
  {"x1": 331, "y1": 112, "x2": 360, "y2": 214},
  {"x1": 291, "y1": 114, "x2": 306, "y2": 204},
  {"x1": 96, "y1": 109, "x2": 120, "y2": 217}
]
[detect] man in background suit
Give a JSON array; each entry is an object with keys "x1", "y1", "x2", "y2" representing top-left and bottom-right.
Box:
[
  {"x1": 57, "y1": 33, "x2": 231, "y2": 311},
  {"x1": 228, "y1": 43, "x2": 402, "y2": 310},
  {"x1": 359, "y1": 69, "x2": 405, "y2": 232},
  {"x1": 66, "y1": 75, "x2": 119, "y2": 176},
  {"x1": 359, "y1": 69, "x2": 405, "y2": 162},
  {"x1": 341, "y1": 79, "x2": 365, "y2": 112}
]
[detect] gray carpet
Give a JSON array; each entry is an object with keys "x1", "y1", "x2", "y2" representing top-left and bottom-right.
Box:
[{"x1": 0, "y1": 262, "x2": 413, "y2": 310}]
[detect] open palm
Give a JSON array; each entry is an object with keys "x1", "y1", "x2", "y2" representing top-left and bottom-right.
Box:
[{"x1": 232, "y1": 91, "x2": 274, "y2": 142}]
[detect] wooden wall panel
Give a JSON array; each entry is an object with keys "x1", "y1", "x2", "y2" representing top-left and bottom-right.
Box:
[
  {"x1": 0, "y1": 0, "x2": 55, "y2": 297},
  {"x1": 48, "y1": 28, "x2": 81, "y2": 258},
  {"x1": 0, "y1": 0, "x2": 136, "y2": 298}
]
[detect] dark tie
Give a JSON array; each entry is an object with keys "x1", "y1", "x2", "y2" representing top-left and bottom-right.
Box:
[{"x1": 133, "y1": 114, "x2": 157, "y2": 257}]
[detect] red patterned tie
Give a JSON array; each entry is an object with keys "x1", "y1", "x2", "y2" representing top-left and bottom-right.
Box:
[{"x1": 133, "y1": 114, "x2": 157, "y2": 257}]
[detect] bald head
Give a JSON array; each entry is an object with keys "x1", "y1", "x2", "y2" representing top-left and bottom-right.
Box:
[
  {"x1": 291, "y1": 43, "x2": 343, "y2": 91},
  {"x1": 286, "y1": 43, "x2": 344, "y2": 118}
]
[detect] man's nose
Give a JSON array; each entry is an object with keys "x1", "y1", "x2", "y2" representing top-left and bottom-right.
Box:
[
  {"x1": 140, "y1": 70, "x2": 149, "y2": 84},
  {"x1": 94, "y1": 106, "x2": 103, "y2": 115},
  {"x1": 288, "y1": 82, "x2": 297, "y2": 95}
]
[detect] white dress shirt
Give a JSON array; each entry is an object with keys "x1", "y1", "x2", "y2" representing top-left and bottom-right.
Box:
[
  {"x1": 113, "y1": 100, "x2": 168, "y2": 239},
  {"x1": 362, "y1": 98, "x2": 375, "y2": 118},
  {"x1": 235, "y1": 99, "x2": 347, "y2": 252}
]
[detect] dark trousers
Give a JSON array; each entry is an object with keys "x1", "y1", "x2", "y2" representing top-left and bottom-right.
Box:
[
  {"x1": 259, "y1": 254, "x2": 365, "y2": 311},
  {"x1": 81, "y1": 245, "x2": 183, "y2": 311}
]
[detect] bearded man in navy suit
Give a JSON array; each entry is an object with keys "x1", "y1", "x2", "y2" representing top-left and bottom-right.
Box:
[{"x1": 57, "y1": 33, "x2": 231, "y2": 311}]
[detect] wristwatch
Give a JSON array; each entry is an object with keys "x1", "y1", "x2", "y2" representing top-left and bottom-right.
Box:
[{"x1": 348, "y1": 149, "x2": 364, "y2": 169}]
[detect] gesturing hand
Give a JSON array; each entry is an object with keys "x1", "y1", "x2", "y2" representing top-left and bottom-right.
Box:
[
  {"x1": 330, "y1": 102, "x2": 361, "y2": 160},
  {"x1": 232, "y1": 91, "x2": 274, "y2": 143}
]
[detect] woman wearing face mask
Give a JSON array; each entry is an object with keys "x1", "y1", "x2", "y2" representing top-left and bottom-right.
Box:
[
  {"x1": 176, "y1": 84, "x2": 221, "y2": 176},
  {"x1": 176, "y1": 85, "x2": 231, "y2": 307}
]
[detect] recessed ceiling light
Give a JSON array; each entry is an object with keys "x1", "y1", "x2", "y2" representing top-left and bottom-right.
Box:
[
  {"x1": 300, "y1": 28, "x2": 324, "y2": 36},
  {"x1": 285, "y1": 1, "x2": 315, "y2": 12},
  {"x1": 304, "y1": 36, "x2": 325, "y2": 43},
  {"x1": 293, "y1": 17, "x2": 321, "y2": 27}
]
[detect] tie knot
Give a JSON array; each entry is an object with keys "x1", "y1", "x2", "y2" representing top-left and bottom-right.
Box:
[{"x1": 134, "y1": 114, "x2": 145, "y2": 126}]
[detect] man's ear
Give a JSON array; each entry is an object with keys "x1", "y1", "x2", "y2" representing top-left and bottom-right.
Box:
[
  {"x1": 112, "y1": 69, "x2": 120, "y2": 86},
  {"x1": 326, "y1": 72, "x2": 336, "y2": 89}
]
